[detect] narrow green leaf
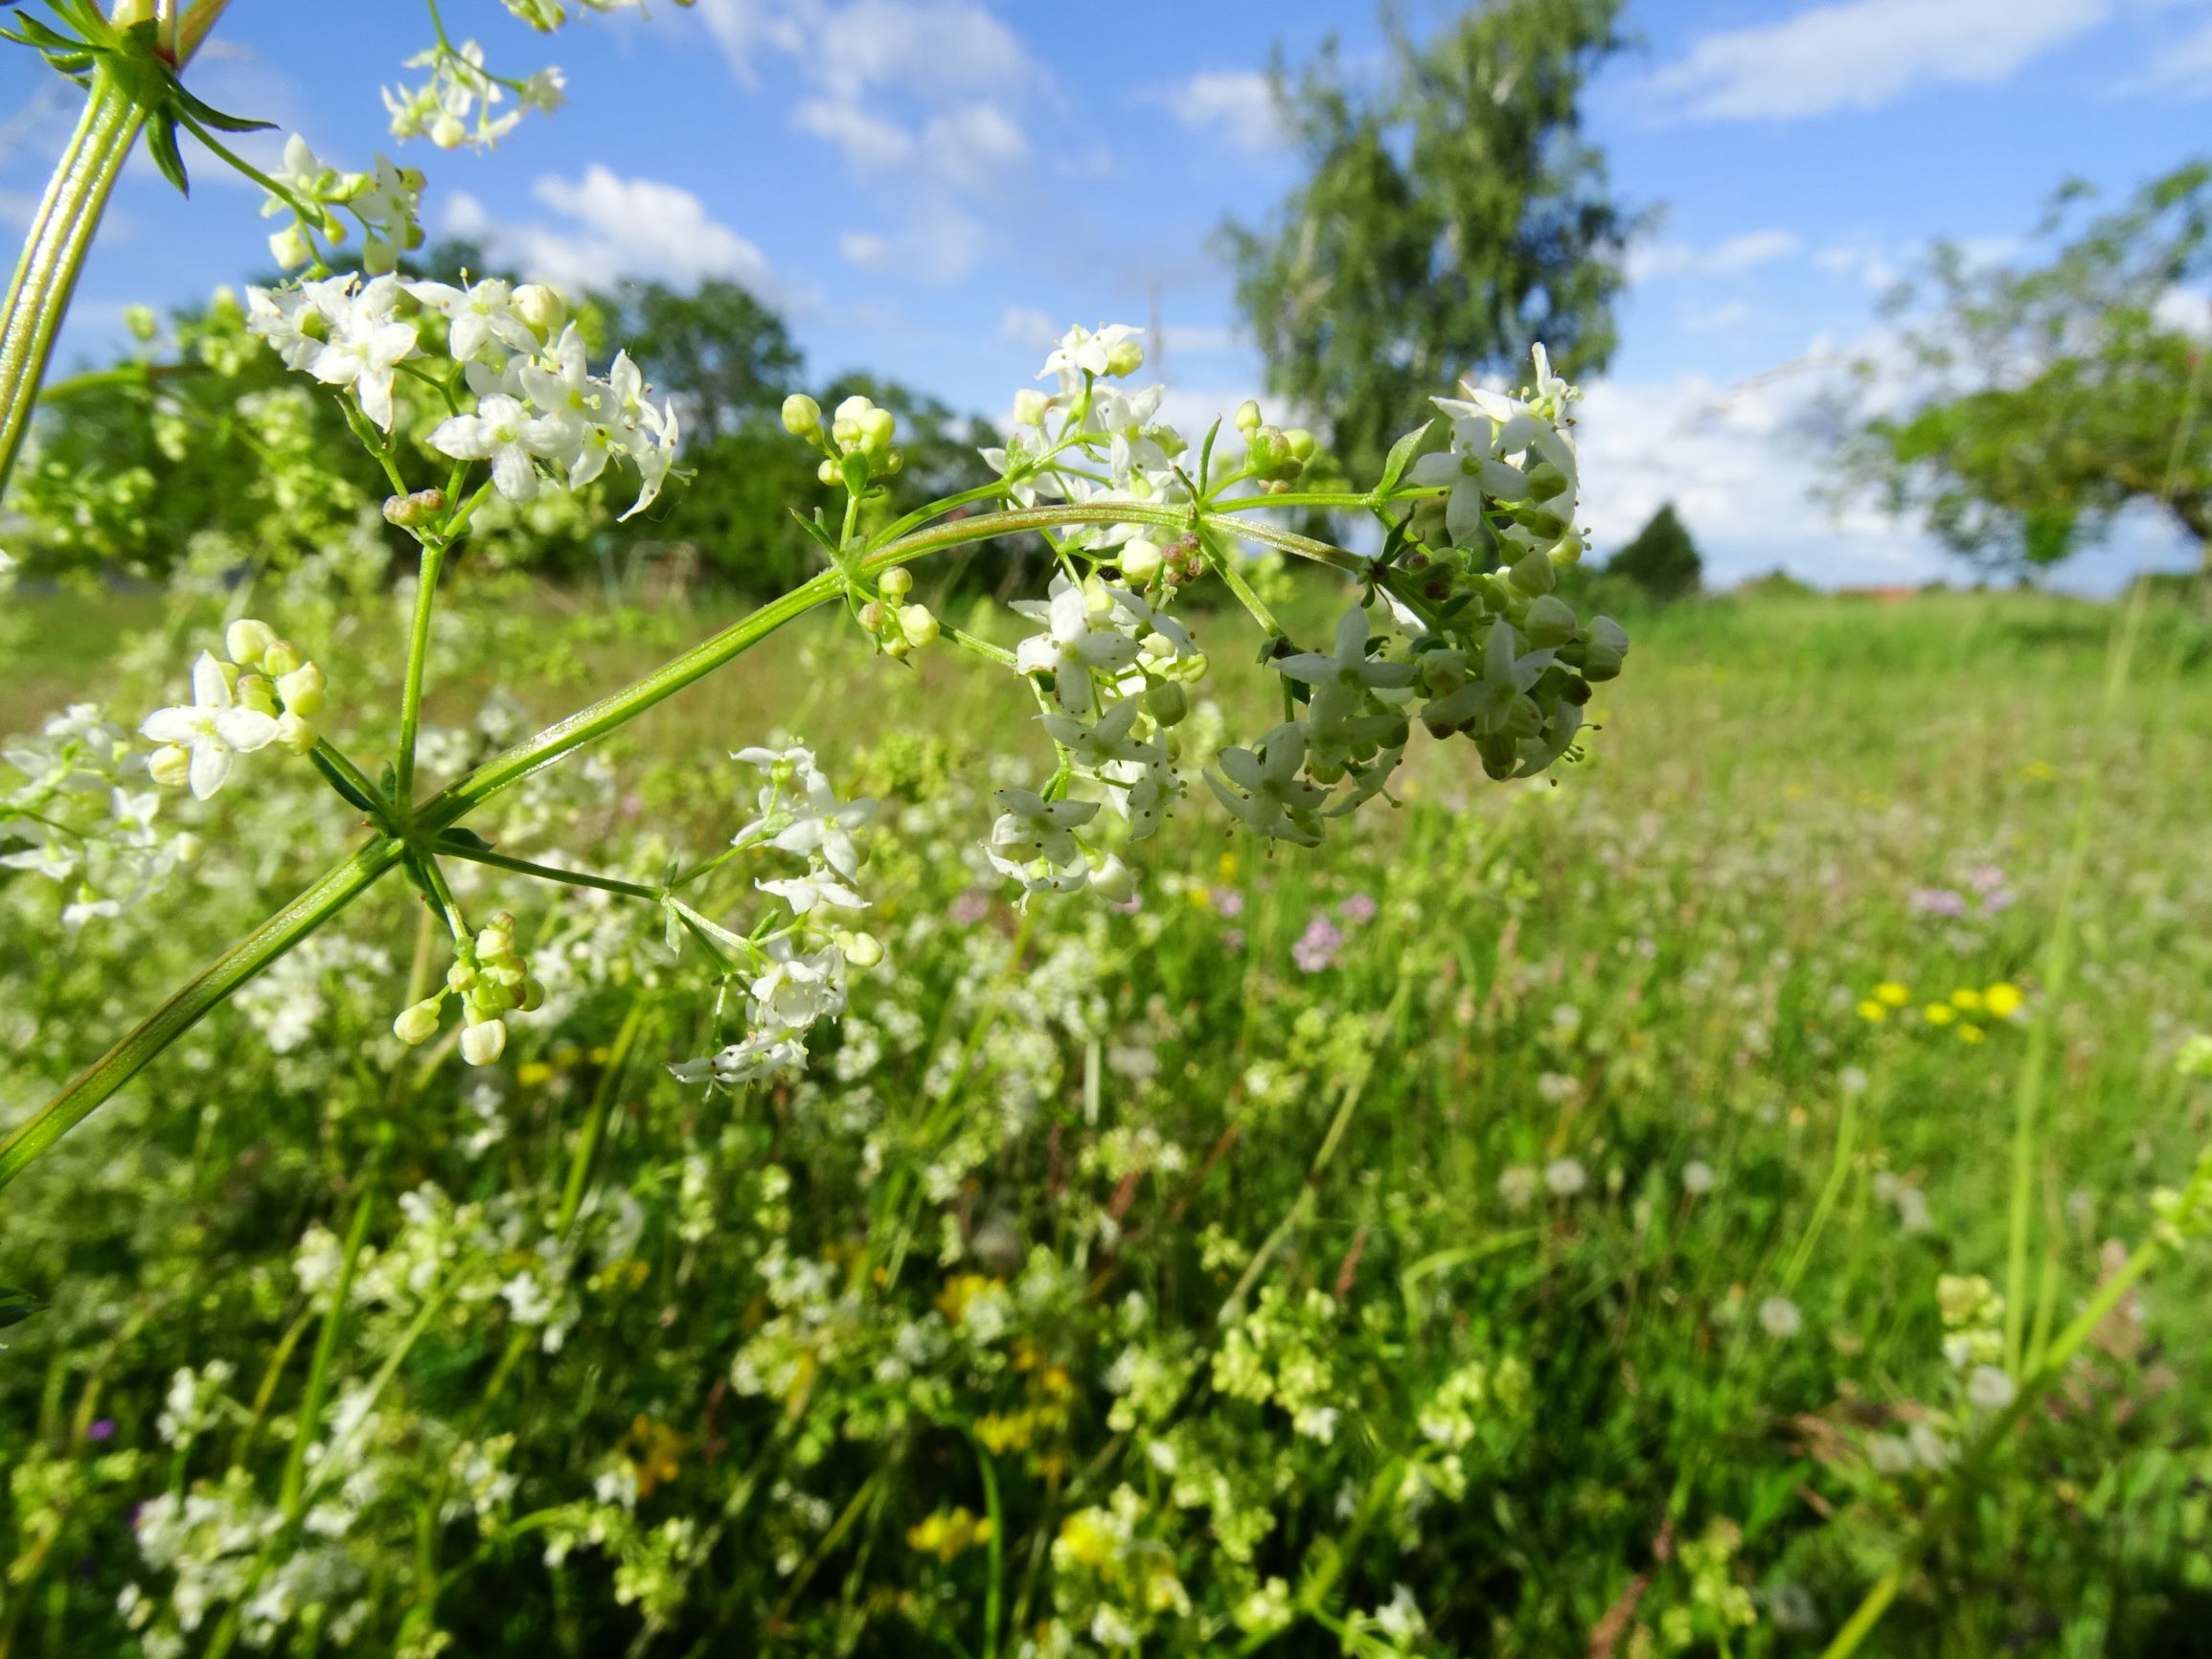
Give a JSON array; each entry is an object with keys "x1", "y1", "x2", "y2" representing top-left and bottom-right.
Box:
[
  {"x1": 1377, "y1": 417, "x2": 1438, "y2": 495},
  {"x1": 0, "y1": 1286, "x2": 48, "y2": 1330}
]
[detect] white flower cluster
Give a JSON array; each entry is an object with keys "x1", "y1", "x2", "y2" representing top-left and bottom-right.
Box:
[
  {"x1": 2, "y1": 704, "x2": 199, "y2": 928},
  {"x1": 982, "y1": 323, "x2": 1192, "y2": 551},
  {"x1": 245, "y1": 274, "x2": 677, "y2": 517},
  {"x1": 988, "y1": 575, "x2": 1204, "y2": 898},
  {"x1": 384, "y1": 38, "x2": 564, "y2": 151},
  {"x1": 503, "y1": 0, "x2": 654, "y2": 27},
  {"x1": 141, "y1": 621, "x2": 327, "y2": 801},
  {"x1": 261, "y1": 134, "x2": 424, "y2": 276},
  {"x1": 668, "y1": 747, "x2": 883, "y2": 1090}
]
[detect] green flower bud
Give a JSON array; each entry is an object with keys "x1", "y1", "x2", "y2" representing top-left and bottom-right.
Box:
[
  {"x1": 1523, "y1": 461, "x2": 1570, "y2": 497},
  {"x1": 1283, "y1": 428, "x2": 1316, "y2": 462},
  {"x1": 898, "y1": 603, "x2": 940, "y2": 648},
  {"x1": 393, "y1": 997, "x2": 443, "y2": 1046},
  {"x1": 858, "y1": 406, "x2": 898, "y2": 457},
  {"x1": 276, "y1": 662, "x2": 326, "y2": 717},
  {"x1": 782, "y1": 393, "x2": 822, "y2": 438},
  {"x1": 518, "y1": 978, "x2": 546, "y2": 1013},
  {"x1": 274, "y1": 713, "x2": 318, "y2": 755},
  {"x1": 225, "y1": 619, "x2": 278, "y2": 668},
  {"x1": 262, "y1": 639, "x2": 305, "y2": 677},
  {"x1": 446, "y1": 961, "x2": 479, "y2": 994},
  {"x1": 460, "y1": 1018, "x2": 507, "y2": 1067},
  {"x1": 1012, "y1": 389, "x2": 1050, "y2": 427},
  {"x1": 1509, "y1": 547, "x2": 1557, "y2": 597},
  {"x1": 1119, "y1": 538, "x2": 1163, "y2": 581},
  {"x1": 1579, "y1": 616, "x2": 1629, "y2": 682},
  {"x1": 817, "y1": 457, "x2": 841, "y2": 486},
  {"x1": 857, "y1": 600, "x2": 887, "y2": 634},
  {"x1": 511, "y1": 284, "x2": 566, "y2": 337},
  {"x1": 1233, "y1": 398, "x2": 1262, "y2": 434},
  {"x1": 1522, "y1": 594, "x2": 1578, "y2": 648},
  {"x1": 383, "y1": 487, "x2": 446, "y2": 528},
  {"x1": 148, "y1": 744, "x2": 192, "y2": 790},
  {"x1": 878, "y1": 565, "x2": 914, "y2": 600},
  {"x1": 1145, "y1": 679, "x2": 1189, "y2": 725},
  {"x1": 124, "y1": 304, "x2": 157, "y2": 343},
  {"x1": 235, "y1": 674, "x2": 279, "y2": 719},
  {"x1": 836, "y1": 929, "x2": 885, "y2": 968},
  {"x1": 1104, "y1": 338, "x2": 1145, "y2": 377},
  {"x1": 267, "y1": 223, "x2": 312, "y2": 271}
]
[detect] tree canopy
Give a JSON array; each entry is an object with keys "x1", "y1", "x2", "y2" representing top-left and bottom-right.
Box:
[
  {"x1": 1836, "y1": 161, "x2": 2212, "y2": 573},
  {"x1": 1224, "y1": 0, "x2": 1632, "y2": 481},
  {"x1": 1607, "y1": 502, "x2": 1701, "y2": 601}
]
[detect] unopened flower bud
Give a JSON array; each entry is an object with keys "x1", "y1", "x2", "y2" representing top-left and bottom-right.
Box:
[
  {"x1": 235, "y1": 674, "x2": 279, "y2": 719},
  {"x1": 857, "y1": 600, "x2": 886, "y2": 633},
  {"x1": 393, "y1": 998, "x2": 443, "y2": 1046},
  {"x1": 383, "y1": 487, "x2": 446, "y2": 528},
  {"x1": 898, "y1": 603, "x2": 939, "y2": 648},
  {"x1": 878, "y1": 566, "x2": 913, "y2": 600},
  {"x1": 225, "y1": 619, "x2": 277, "y2": 668},
  {"x1": 276, "y1": 662, "x2": 326, "y2": 717},
  {"x1": 1233, "y1": 399, "x2": 1262, "y2": 434},
  {"x1": 125, "y1": 304, "x2": 157, "y2": 342},
  {"x1": 518, "y1": 978, "x2": 546, "y2": 1013},
  {"x1": 782, "y1": 393, "x2": 822, "y2": 438},
  {"x1": 460, "y1": 1017, "x2": 507, "y2": 1066},
  {"x1": 446, "y1": 961, "x2": 480, "y2": 994},
  {"x1": 172, "y1": 831, "x2": 204, "y2": 863},
  {"x1": 148, "y1": 744, "x2": 192, "y2": 790},
  {"x1": 1548, "y1": 533, "x2": 1585, "y2": 568},
  {"x1": 1523, "y1": 461, "x2": 1569, "y2": 498},
  {"x1": 1119, "y1": 538, "x2": 1163, "y2": 581},
  {"x1": 262, "y1": 639, "x2": 305, "y2": 677},
  {"x1": 1283, "y1": 428, "x2": 1316, "y2": 462},
  {"x1": 836, "y1": 929, "x2": 885, "y2": 968},
  {"x1": 817, "y1": 457, "x2": 841, "y2": 486},
  {"x1": 1012, "y1": 389, "x2": 1050, "y2": 427},
  {"x1": 274, "y1": 712, "x2": 318, "y2": 755},
  {"x1": 1522, "y1": 594, "x2": 1579, "y2": 648},
  {"x1": 268, "y1": 223, "x2": 311, "y2": 271},
  {"x1": 511, "y1": 283, "x2": 566, "y2": 336},
  {"x1": 858, "y1": 406, "x2": 897, "y2": 457},
  {"x1": 430, "y1": 113, "x2": 467, "y2": 149},
  {"x1": 1145, "y1": 679, "x2": 1188, "y2": 725},
  {"x1": 1508, "y1": 546, "x2": 1557, "y2": 597},
  {"x1": 1088, "y1": 854, "x2": 1136, "y2": 903},
  {"x1": 1104, "y1": 338, "x2": 1145, "y2": 377},
  {"x1": 1579, "y1": 616, "x2": 1629, "y2": 682}
]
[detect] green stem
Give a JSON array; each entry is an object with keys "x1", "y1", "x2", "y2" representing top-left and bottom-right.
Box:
[
  {"x1": 557, "y1": 996, "x2": 646, "y2": 1231},
  {"x1": 436, "y1": 840, "x2": 661, "y2": 903},
  {"x1": 281, "y1": 1148, "x2": 382, "y2": 1524},
  {"x1": 1780, "y1": 1073, "x2": 1862, "y2": 1295},
  {"x1": 0, "y1": 837, "x2": 404, "y2": 1192},
  {"x1": 396, "y1": 544, "x2": 447, "y2": 807},
  {"x1": 2003, "y1": 578, "x2": 2144, "y2": 1372},
  {"x1": 0, "y1": 70, "x2": 144, "y2": 494},
  {"x1": 1206, "y1": 487, "x2": 1444, "y2": 515}
]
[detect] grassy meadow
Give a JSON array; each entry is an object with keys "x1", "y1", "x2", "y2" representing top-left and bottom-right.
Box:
[{"x1": 3, "y1": 575, "x2": 2211, "y2": 1656}]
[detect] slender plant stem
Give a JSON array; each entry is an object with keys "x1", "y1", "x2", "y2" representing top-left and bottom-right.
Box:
[
  {"x1": 280, "y1": 1146, "x2": 382, "y2": 1523},
  {"x1": 0, "y1": 837, "x2": 405, "y2": 1192},
  {"x1": 437, "y1": 840, "x2": 661, "y2": 902},
  {"x1": 1781, "y1": 1074, "x2": 1862, "y2": 1295},
  {"x1": 396, "y1": 544, "x2": 447, "y2": 807},
  {"x1": 0, "y1": 71, "x2": 143, "y2": 494},
  {"x1": 2002, "y1": 578, "x2": 2145, "y2": 1372},
  {"x1": 1821, "y1": 1213, "x2": 2181, "y2": 1659}
]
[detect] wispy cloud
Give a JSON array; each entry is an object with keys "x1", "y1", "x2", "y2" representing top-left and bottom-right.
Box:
[
  {"x1": 445, "y1": 168, "x2": 806, "y2": 308},
  {"x1": 1643, "y1": 0, "x2": 2114, "y2": 122},
  {"x1": 1155, "y1": 69, "x2": 1288, "y2": 154},
  {"x1": 1630, "y1": 230, "x2": 1803, "y2": 283}
]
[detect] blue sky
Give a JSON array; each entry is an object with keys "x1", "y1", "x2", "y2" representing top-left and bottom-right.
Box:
[{"x1": 4, "y1": 0, "x2": 2208, "y2": 589}]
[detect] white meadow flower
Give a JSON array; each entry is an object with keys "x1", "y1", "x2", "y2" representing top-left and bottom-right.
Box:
[
  {"x1": 1758, "y1": 1296, "x2": 1802, "y2": 1339},
  {"x1": 141, "y1": 652, "x2": 279, "y2": 800}
]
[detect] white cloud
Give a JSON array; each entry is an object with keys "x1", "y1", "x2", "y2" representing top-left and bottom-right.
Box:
[
  {"x1": 2123, "y1": 12, "x2": 2212, "y2": 93},
  {"x1": 2156, "y1": 285, "x2": 2212, "y2": 338},
  {"x1": 1645, "y1": 0, "x2": 2113, "y2": 122},
  {"x1": 1161, "y1": 69, "x2": 1288, "y2": 153},
  {"x1": 1630, "y1": 229, "x2": 1803, "y2": 283},
  {"x1": 839, "y1": 230, "x2": 892, "y2": 269},
  {"x1": 794, "y1": 98, "x2": 914, "y2": 170},
  {"x1": 693, "y1": 0, "x2": 1044, "y2": 284},
  {"x1": 1683, "y1": 301, "x2": 1754, "y2": 333},
  {"x1": 445, "y1": 169, "x2": 801, "y2": 307}
]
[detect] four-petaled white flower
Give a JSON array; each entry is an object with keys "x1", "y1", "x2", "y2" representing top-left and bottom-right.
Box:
[
  {"x1": 304, "y1": 276, "x2": 418, "y2": 430},
  {"x1": 428, "y1": 394, "x2": 571, "y2": 502},
  {"x1": 140, "y1": 652, "x2": 280, "y2": 800},
  {"x1": 1275, "y1": 607, "x2": 1416, "y2": 728},
  {"x1": 1013, "y1": 578, "x2": 1142, "y2": 717},
  {"x1": 1207, "y1": 723, "x2": 1329, "y2": 848}
]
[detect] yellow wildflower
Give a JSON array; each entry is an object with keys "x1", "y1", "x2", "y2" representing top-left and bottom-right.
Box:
[
  {"x1": 1873, "y1": 982, "x2": 1910, "y2": 1008},
  {"x1": 620, "y1": 1416, "x2": 683, "y2": 1498},
  {"x1": 1058, "y1": 1509, "x2": 1118, "y2": 1569},
  {"x1": 1857, "y1": 1000, "x2": 1888, "y2": 1023},
  {"x1": 1217, "y1": 850, "x2": 1241, "y2": 881},
  {"x1": 907, "y1": 1507, "x2": 992, "y2": 1560},
  {"x1": 1950, "y1": 989, "x2": 1983, "y2": 1011},
  {"x1": 1957, "y1": 1023, "x2": 1986, "y2": 1044},
  {"x1": 515, "y1": 1059, "x2": 555, "y2": 1087},
  {"x1": 1984, "y1": 982, "x2": 2024, "y2": 1018},
  {"x1": 1924, "y1": 1004, "x2": 1956, "y2": 1026},
  {"x1": 936, "y1": 1274, "x2": 1002, "y2": 1326}
]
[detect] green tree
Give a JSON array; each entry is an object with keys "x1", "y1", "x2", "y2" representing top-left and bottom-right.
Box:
[
  {"x1": 1224, "y1": 0, "x2": 1632, "y2": 482},
  {"x1": 1836, "y1": 161, "x2": 2212, "y2": 572},
  {"x1": 1608, "y1": 502, "x2": 1701, "y2": 601}
]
